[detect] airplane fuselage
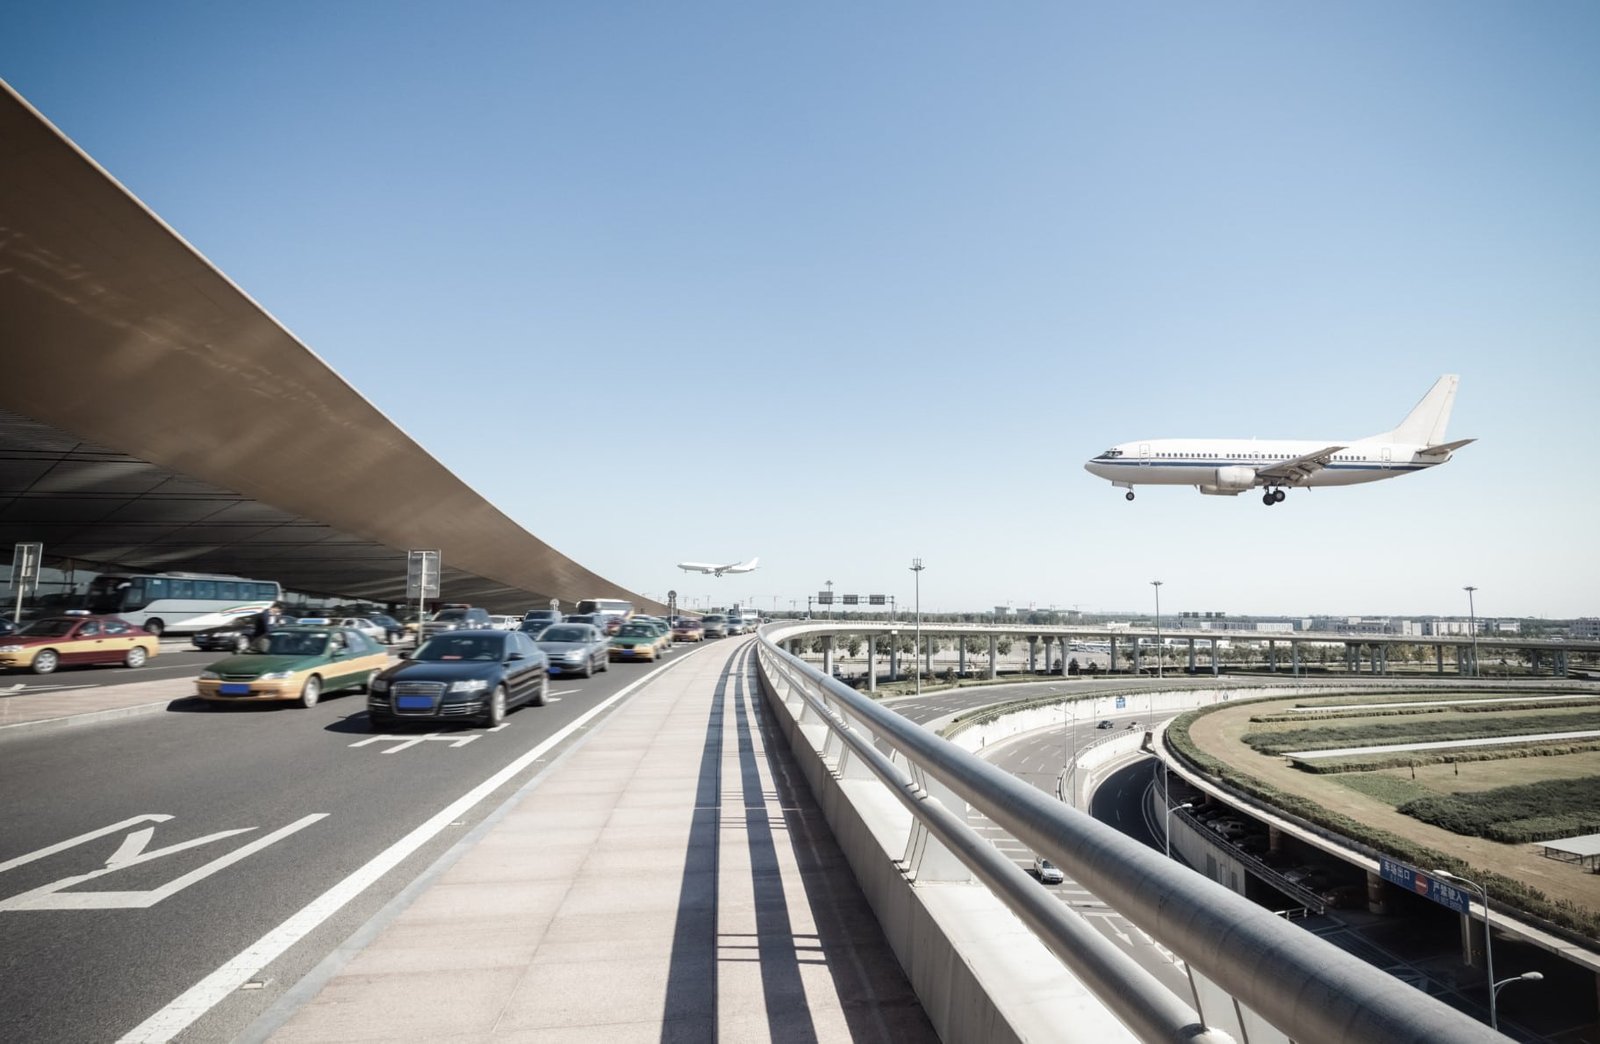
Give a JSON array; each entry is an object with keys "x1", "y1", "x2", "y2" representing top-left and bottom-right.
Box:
[{"x1": 1084, "y1": 438, "x2": 1452, "y2": 494}]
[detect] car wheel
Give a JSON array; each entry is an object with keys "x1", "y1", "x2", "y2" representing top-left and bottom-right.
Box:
[
  {"x1": 124, "y1": 646, "x2": 148, "y2": 668},
  {"x1": 580, "y1": 660, "x2": 593, "y2": 679},
  {"x1": 483, "y1": 685, "x2": 507, "y2": 727},
  {"x1": 531, "y1": 676, "x2": 547, "y2": 707},
  {"x1": 144, "y1": 618, "x2": 165, "y2": 637},
  {"x1": 299, "y1": 674, "x2": 322, "y2": 709},
  {"x1": 32, "y1": 649, "x2": 59, "y2": 675},
  {"x1": 233, "y1": 635, "x2": 250, "y2": 653},
  {"x1": 599, "y1": 655, "x2": 608, "y2": 672}
]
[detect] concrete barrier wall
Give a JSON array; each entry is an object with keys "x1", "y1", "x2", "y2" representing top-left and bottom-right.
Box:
[{"x1": 756, "y1": 662, "x2": 1136, "y2": 1043}]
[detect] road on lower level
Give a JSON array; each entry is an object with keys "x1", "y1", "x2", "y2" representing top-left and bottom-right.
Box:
[{"x1": 0, "y1": 640, "x2": 719, "y2": 1044}]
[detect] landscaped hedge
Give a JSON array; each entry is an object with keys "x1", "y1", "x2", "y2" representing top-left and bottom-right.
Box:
[
  {"x1": 1253, "y1": 697, "x2": 1600, "y2": 724},
  {"x1": 1293, "y1": 740, "x2": 1600, "y2": 774},
  {"x1": 1166, "y1": 704, "x2": 1600, "y2": 941},
  {"x1": 1242, "y1": 710, "x2": 1600, "y2": 755},
  {"x1": 1398, "y1": 777, "x2": 1600, "y2": 843}
]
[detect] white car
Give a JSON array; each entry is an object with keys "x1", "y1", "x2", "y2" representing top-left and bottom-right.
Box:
[
  {"x1": 327, "y1": 616, "x2": 388, "y2": 644},
  {"x1": 489, "y1": 615, "x2": 521, "y2": 631},
  {"x1": 1031, "y1": 856, "x2": 1065, "y2": 885}
]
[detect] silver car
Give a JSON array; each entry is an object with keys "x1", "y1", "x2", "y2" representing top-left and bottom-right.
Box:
[{"x1": 533, "y1": 623, "x2": 610, "y2": 678}]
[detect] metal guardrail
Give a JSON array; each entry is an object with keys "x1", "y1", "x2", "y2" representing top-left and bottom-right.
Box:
[{"x1": 756, "y1": 624, "x2": 1507, "y2": 1044}]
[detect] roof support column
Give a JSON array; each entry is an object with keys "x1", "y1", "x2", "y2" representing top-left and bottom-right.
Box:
[
  {"x1": 822, "y1": 634, "x2": 835, "y2": 678},
  {"x1": 1437, "y1": 644, "x2": 1445, "y2": 675},
  {"x1": 1292, "y1": 641, "x2": 1301, "y2": 678},
  {"x1": 987, "y1": 633, "x2": 997, "y2": 680},
  {"x1": 1188, "y1": 638, "x2": 1196, "y2": 673},
  {"x1": 866, "y1": 634, "x2": 877, "y2": 693},
  {"x1": 1269, "y1": 639, "x2": 1278, "y2": 673},
  {"x1": 958, "y1": 635, "x2": 966, "y2": 676},
  {"x1": 1211, "y1": 638, "x2": 1219, "y2": 676}
]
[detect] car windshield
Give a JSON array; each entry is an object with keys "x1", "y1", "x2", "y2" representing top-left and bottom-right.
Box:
[
  {"x1": 18, "y1": 618, "x2": 78, "y2": 637},
  {"x1": 414, "y1": 635, "x2": 504, "y2": 661},
  {"x1": 617, "y1": 624, "x2": 653, "y2": 638},
  {"x1": 704, "y1": 615, "x2": 724, "y2": 623},
  {"x1": 263, "y1": 631, "x2": 329, "y2": 657},
  {"x1": 538, "y1": 626, "x2": 588, "y2": 642},
  {"x1": 434, "y1": 609, "x2": 469, "y2": 621}
]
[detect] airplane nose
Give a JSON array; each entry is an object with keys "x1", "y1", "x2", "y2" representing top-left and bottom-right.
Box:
[{"x1": 1084, "y1": 459, "x2": 1104, "y2": 477}]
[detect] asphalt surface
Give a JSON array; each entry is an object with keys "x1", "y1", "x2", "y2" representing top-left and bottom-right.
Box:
[
  {"x1": 0, "y1": 647, "x2": 232, "y2": 699},
  {"x1": 0, "y1": 638, "x2": 717, "y2": 1043}
]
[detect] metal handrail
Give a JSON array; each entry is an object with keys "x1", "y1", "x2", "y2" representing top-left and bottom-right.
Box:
[{"x1": 757, "y1": 625, "x2": 1506, "y2": 1044}]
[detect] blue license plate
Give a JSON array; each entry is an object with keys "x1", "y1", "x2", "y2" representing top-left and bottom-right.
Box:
[
  {"x1": 396, "y1": 695, "x2": 434, "y2": 710},
  {"x1": 218, "y1": 683, "x2": 251, "y2": 696}
]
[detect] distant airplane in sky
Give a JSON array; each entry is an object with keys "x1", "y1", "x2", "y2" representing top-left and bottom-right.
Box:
[
  {"x1": 676, "y1": 556, "x2": 760, "y2": 576},
  {"x1": 1084, "y1": 375, "x2": 1474, "y2": 507}
]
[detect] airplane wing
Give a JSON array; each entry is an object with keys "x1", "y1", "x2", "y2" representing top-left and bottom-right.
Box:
[{"x1": 1255, "y1": 445, "x2": 1345, "y2": 484}]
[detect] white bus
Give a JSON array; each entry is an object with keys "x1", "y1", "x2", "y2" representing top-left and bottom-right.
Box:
[{"x1": 85, "y1": 572, "x2": 282, "y2": 636}]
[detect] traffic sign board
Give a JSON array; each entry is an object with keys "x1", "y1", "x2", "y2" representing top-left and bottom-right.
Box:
[{"x1": 1378, "y1": 858, "x2": 1470, "y2": 914}]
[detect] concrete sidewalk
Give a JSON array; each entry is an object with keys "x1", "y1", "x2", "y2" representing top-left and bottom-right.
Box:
[
  {"x1": 259, "y1": 637, "x2": 936, "y2": 1042},
  {"x1": 0, "y1": 674, "x2": 193, "y2": 734}
]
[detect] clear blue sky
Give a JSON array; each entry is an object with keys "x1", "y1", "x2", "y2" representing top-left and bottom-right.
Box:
[{"x1": 4, "y1": 3, "x2": 1597, "y2": 619}]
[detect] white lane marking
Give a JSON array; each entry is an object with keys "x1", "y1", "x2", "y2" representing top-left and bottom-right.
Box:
[
  {"x1": 549, "y1": 689, "x2": 580, "y2": 697},
  {"x1": 486, "y1": 724, "x2": 509, "y2": 733},
  {"x1": 1, "y1": 815, "x2": 326, "y2": 911},
  {"x1": 349, "y1": 733, "x2": 480, "y2": 754},
  {"x1": 117, "y1": 653, "x2": 692, "y2": 1043},
  {"x1": 0, "y1": 815, "x2": 173, "y2": 873}
]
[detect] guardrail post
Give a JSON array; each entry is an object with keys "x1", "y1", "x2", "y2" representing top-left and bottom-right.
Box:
[
  {"x1": 902, "y1": 764, "x2": 973, "y2": 883},
  {"x1": 833, "y1": 706, "x2": 878, "y2": 781}
]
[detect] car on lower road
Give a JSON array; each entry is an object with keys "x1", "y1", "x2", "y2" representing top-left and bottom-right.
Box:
[
  {"x1": 700, "y1": 614, "x2": 728, "y2": 639},
  {"x1": 0, "y1": 614, "x2": 159, "y2": 674},
  {"x1": 368, "y1": 629, "x2": 549, "y2": 729},
  {"x1": 533, "y1": 623, "x2": 610, "y2": 677},
  {"x1": 1096, "y1": 719, "x2": 1114, "y2": 729},
  {"x1": 1031, "y1": 856, "x2": 1065, "y2": 885},
  {"x1": 196, "y1": 625, "x2": 389, "y2": 707}
]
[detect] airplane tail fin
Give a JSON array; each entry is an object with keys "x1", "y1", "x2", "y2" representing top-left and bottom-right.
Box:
[
  {"x1": 745, "y1": 557, "x2": 759, "y2": 569},
  {"x1": 1385, "y1": 375, "x2": 1459, "y2": 445}
]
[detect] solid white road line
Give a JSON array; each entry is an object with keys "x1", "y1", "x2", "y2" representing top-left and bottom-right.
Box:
[{"x1": 115, "y1": 654, "x2": 694, "y2": 1043}]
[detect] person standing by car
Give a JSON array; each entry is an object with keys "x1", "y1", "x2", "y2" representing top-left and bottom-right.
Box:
[{"x1": 250, "y1": 603, "x2": 282, "y2": 652}]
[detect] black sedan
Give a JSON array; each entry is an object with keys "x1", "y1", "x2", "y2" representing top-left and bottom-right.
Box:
[
  {"x1": 366, "y1": 629, "x2": 548, "y2": 730},
  {"x1": 192, "y1": 623, "x2": 254, "y2": 653},
  {"x1": 533, "y1": 623, "x2": 610, "y2": 677}
]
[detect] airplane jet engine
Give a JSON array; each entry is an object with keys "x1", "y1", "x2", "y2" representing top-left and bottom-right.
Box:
[{"x1": 1212, "y1": 465, "x2": 1257, "y2": 490}]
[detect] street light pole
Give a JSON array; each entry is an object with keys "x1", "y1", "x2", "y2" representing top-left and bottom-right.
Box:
[
  {"x1": 1151, "y1": 580, "x2": 1164, "y2": 680},
  {"x1": 910, "y1": 558, "x2": 925, "y2": 697},
  {"x1": 1491, "y1": 972, "x2": 1543, "y2": 1023},
  {"x1": 1463, "y1": 585, "x2": 1479, "y2": 678},
  {"x1": 1433, "y1": 868, "x2": 1496, "y2": 1028}
]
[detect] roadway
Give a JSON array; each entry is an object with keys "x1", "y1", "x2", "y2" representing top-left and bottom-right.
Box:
[
  {"x1": 0, "y1": 639, "x2": 715, "y2": 1043},
  {"x1": 0, "y1": 646, "x2": 231, "y2": 698}
]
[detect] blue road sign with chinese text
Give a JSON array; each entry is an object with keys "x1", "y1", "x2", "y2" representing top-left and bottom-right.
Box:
[{"x1": 1378, "y1": 857, "x2": 1470, "y2": 914}]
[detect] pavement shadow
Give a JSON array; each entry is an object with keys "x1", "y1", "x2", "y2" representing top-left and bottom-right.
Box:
[{"x1": 738, "y1": 646, "x2": 939, "y2": 1042}]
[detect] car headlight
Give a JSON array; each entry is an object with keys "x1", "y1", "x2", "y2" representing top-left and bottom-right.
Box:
[
  {"x1": 259, "y1": 671, "x2": 292, "y2": 680},
  {"x1": 370, "y1": 677, "x2": 389, "y2": 692},
  {"x1": 564, "y1": 651, "x2": 584, "y2": 661},
  {"x1": 448, "y1": 679, "x2": 489, "y2": 694},
  {"x1": 0, "y1": 644, "x2": 24, "y2": 653},
  {"x1": 199, "y1": 670, "x2": 220, "y2": 680}
]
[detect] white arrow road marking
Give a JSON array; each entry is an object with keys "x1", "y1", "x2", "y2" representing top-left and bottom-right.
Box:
[
  {"x1": 0, "y1": 815, "x2": 327, "y2": 911},
  {"x1": 0, "y1": 815, "x2": 173, "y2": 873},
  {"x1": 349, "y1": 732, "x2": 481, "y2": 753},
  {"x1": 117, "y1": 651, "x2": 693, "y2": 1044}
]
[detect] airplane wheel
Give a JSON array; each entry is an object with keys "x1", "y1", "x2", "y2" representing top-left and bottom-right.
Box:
[
  {"x1": 1263, "y1": 492, "x2": 1275, "y2": 506},
  {"x1": 1273, "y1": 490, "x2": 1287, "y2": 503},
  {"x1": 1124, "y1": 491, "x2": 1135, "y2": 502}
]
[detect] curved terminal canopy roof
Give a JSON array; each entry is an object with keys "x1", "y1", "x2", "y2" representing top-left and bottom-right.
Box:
[{"x1": 0, "y1": 80, "x2": 653, "y2": 613}]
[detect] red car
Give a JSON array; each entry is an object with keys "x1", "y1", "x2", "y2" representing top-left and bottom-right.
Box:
[{"x1": 0, "y1": 614, "x2": 160, "y2": 674}]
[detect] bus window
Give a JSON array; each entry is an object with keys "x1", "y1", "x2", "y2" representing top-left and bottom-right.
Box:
[
  {"x1": 217, "y1": 581, "x2": 238, "y2": 600},
  {"x1": 171, "y1": 579, "x2": 193, "y2": 599},
  {"x1": 194, "y1": 580, "x2": 216, "y2": 599}
]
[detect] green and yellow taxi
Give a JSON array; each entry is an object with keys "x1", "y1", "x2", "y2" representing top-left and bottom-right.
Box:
[
  {"x1": 196, "y1": 625, "x2": 390, "y2": 708},
  {"x1": 609, "y1": 621, "x2": 663, "y2": 662}
]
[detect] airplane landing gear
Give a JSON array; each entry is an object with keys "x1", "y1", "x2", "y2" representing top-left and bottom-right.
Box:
[
  {"x1": 1125, "y1": 490, "x2": 1136, "y2": 502},
  {"x1": 1262, "y1": 488, "x2": 1286, "y2": 506}
]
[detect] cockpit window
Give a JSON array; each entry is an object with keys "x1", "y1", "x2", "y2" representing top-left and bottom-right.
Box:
[{"x1": 1101, "y1": 448, "x2": 1123, "y2": 458}]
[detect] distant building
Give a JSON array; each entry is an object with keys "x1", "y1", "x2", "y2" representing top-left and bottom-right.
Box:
[
  {"x1": 1254, "y1": 622, "x2": 1295, "y2": 634},
  {"x1": 1427, "y1": 619, "x2": 1478, "y2": 637},
  {"x1": 1573, "y1": 618, "x2": 1600, "y2": 640}
]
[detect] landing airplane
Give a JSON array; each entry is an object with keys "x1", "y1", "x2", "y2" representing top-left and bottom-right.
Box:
[
  {"x1": 1084, "y1": 375, "x2": 1473, "y2": 507},
  {"x1": 676, "y1": 556, "x2": 760, "y2": 576}
]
